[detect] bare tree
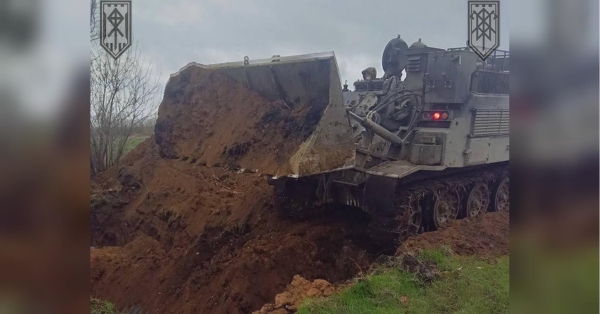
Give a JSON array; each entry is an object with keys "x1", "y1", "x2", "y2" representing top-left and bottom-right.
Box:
[
  {"x1": 90, "y1": 44, "x2": 160, "y2": 174},
  {"x1": 90, "y1": 0, "x2": 99, "y2": 41}
]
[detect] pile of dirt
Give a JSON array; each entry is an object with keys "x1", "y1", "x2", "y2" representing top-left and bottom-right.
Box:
[
  {"x1": 90, "y1": 66, "x2": 374, "y2": 314},
  {"x1": 153, "y1": 66, "x2": 335, "y2": 177},
  {"x1": 398, "y1": 211, "x2": 509, "y2": 257},
  {"x1": 254, "y1": 275, "x2": 337, "y2": 314},
  {"x1": 91, "y1": 161, "x2": 373, "y2": 313}
]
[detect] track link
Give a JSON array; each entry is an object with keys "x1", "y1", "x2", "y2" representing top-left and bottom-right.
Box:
[
  {"x1": 369, "y1": 164, "x2": 509, "y2": 249},
  {"x1": 273, "y1": 165, "x2": 509, "y2": 252}
]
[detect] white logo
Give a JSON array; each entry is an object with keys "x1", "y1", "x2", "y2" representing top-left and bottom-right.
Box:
[
  {"x1": 468, "y1": 1, "x2": 500, "y2": 61},
  {"x1": 100, "y1": 1, "x2": 132, "y2": 59}
]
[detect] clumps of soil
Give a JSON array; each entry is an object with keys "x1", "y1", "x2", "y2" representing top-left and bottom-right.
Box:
[
  {"x1": 251, "y1": 212, "x2": 509, "y2": 313},
  {"x1": 91, "y1": 171, "x2": 374, "y2": 313},
  {"x1": 254, "y1": 275, "x2": 337, "y2": 314},
  {"x1": 153, "y1": 66, "x2": 341, "y2": 176},
  {"x1": 400, "y1": 253, "x2": 441, "y2": 283},
  {"x1": 399, "y1": 211, "x2": 509, "y2": 257},
  {"x1": 90, "y1": 65, "x2": 373, "y2": 314}
]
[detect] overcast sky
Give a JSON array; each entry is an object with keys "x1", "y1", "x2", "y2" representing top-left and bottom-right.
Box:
[{"x1": 132, "y1": 0, "x2": 510, "y2": 96}]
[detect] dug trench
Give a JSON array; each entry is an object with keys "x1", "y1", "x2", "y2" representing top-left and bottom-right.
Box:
[{"x1": 90, "y1": 66, "x2": 376, "y2": 313}]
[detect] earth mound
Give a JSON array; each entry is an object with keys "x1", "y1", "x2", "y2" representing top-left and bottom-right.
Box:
[
  {"x1": 154, "y1": 66, "x2": 338, "y2": 176},
  {"x1": 398, "y1": 211, "x2": 510, "y2": 257},
  {"x1": 90, "y1": 65, "x2": 373, "y2": 314}
]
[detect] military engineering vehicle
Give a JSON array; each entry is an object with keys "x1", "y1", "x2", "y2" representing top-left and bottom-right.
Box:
[{"x1": 201, "y1": 36, "x2": 509, "y2": 245}]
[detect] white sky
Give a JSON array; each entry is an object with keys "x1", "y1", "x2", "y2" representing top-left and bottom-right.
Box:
[
  {"x1": 132, "y1": 0, "x2": 510, "y2": 101},
  {"x1": 4, "y1": 0, "x2": 512, "y2": 118}
]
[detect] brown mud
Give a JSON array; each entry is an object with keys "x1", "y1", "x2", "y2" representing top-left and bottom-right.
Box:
[
  {"x1": 252, "y1": 211, "x2": 509, "y2": 312},
  {"x1": 90, "y1": 66, "x2": 373, "y2": 314},
  {"x1": 153, "y1": 66, "x2": 337, "y2": 177},
  {"x1": 399, "y1": 211, "x2": 510, "y2": 257},
  {"x1": 253, "y1": 275, "x2": 338, "y2": 314}
]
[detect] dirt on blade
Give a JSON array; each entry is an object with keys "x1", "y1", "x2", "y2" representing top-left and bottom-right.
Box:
[
  {"x1": 153, "y1": 66, "x2": 339, "y2": 176},
  {"x1": 90, "y1": 65, "x2": 373, "y2": 314}
]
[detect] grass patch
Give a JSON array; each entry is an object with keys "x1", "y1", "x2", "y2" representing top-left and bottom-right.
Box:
[
  {"x1": 510, "y1": 244, "x2": 599, "y2": 314},
  {"x1": 91, "y1": 298, "x2": 146, "y2": 314},
  {"x1": 298, "y1": 250, "x2": 509, "y2": 314},
  {"x1": 123, "y1": 136, "x2": 148, "y2": 155},
  {"x1": 91, "y1": 298, "x2": 119, "y2": 314}
]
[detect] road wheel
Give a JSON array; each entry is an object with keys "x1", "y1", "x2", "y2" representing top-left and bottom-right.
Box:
[
  {"x1": 465, "y1": 183, "x2": 490, "y2": 218},
  {"x1": 491, "y1": 177, "x2": 509, "y2": 212},
  {"x1": 432, "y1": 188, "x2": 460, "y2": 229}
]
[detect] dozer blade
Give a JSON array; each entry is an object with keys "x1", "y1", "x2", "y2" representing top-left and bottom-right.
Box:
[{"x1": 200, "y1": 52, "x2": 355, "y2": 176}]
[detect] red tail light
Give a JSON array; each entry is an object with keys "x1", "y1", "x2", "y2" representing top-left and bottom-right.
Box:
[{"x1": 420, "y1": 111, "x2": 452, "y2": 121}]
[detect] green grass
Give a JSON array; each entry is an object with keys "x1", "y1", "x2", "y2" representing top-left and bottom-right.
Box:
[
  {"x1": 510, "y1": 243, "x2": 599, "y2": 314},
  {"x1": 298, "y1": 250, "x2": 509, "y2": 314},
  {"x1": 123, "y1": 136, "x2": 148, "y2": 155},
  {"x1": 91, "y1": 298, "x2": 146, "y2": 314},
  {"x1": 91, "y1": 298, "x2": 119, "y2": 314}
]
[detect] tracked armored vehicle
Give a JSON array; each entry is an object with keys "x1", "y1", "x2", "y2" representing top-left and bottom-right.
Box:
[{"x1": 201, "y1": 36, "x2": 509, "y2": 245}]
